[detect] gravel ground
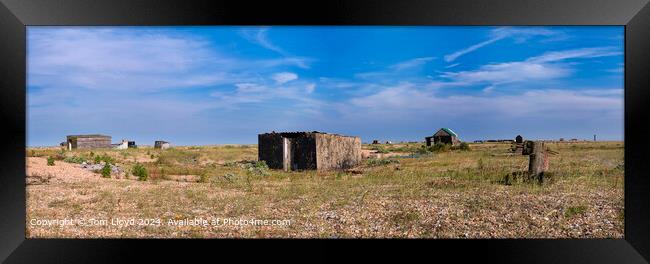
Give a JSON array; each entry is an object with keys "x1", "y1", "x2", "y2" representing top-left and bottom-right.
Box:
[{"x1": 25, "y1": 142, "x2": 624, "y2": 239}]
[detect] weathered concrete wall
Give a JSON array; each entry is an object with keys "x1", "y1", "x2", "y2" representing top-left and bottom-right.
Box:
[
  {"x1": 70, "y1": 137, "x2": 112, "y2": 149},
  {"x1": 315, "y1": 134, "x2": 361, "y2": 170},
  {"x1": 259, "y1": 132, "x2": 359, "y2": 171},
  {"x1": 258, "y1": 133, "x2": 285, "y2": 169}
]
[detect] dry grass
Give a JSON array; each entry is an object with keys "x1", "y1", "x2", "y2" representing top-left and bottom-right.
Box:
[{"x1": 26, "y1": 141, "x2": 623, "y2": 238}]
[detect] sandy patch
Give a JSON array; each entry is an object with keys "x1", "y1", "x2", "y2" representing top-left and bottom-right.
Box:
[{"x1": 26, "y1": 157, "x2": 102, "y2": 183}]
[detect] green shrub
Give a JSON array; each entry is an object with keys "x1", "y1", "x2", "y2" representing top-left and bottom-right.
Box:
[
  {"x1": 132, "y1": 163, "x2": 148, "y2": 181},
  {"x1": 242, "y1": 160, "x2": 269, "y2": 176},
  {"x1": 458, "y1": 142, "x2": 470, "y2": 151},
  {"x1": 64, "y1": 155, "x2": 87, "y2": 164},
  {"x1": 430, "y1": 143, "x2": 451, "y2": 153},
  {"x1": 198, "y1": 173, "x2": 209, "y2": 183},
  {"x1": 47, "y1": 156, "x2": 55, "y2": 166},
  {"x1": 366, "y1": 158, "x2": 400, "y2": 166},
  {"x1": 370, "y1": 145, "x2": 390, "y2": 153},
  {"x1": 222, "y1": 173, "x2": 237, "y2": 183},
  {"x1": 416, "y1": 145, "x2": 430, "y2": 155},
  {"x1": 94, "y1": 154, "x2": 115, "y2": 164},
  {"x1": 565, "y1": 205, "x2": 587, "y2": 218},
  {"x1": 101, "y1": 163, "x2": 112, "y2": 178},
  {"x1": 156, "y1": 149, "x2": 199, "y2": 165}
]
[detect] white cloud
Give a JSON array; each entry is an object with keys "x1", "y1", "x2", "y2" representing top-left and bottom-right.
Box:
[
  {"x1": 445, "y1": 63, "x2": 460, "y2": 69},
  {"x1": 272, "y1": 72, "x2": 298, "y2": 84},
  {"x1": 344, "y1": 83, "x2": 622, "y2": 122},
  {"x1": 355, "y1": 57, "x2": 436, "y2": 81},
  {"x1": 241, "y1": 27, "x2": 284, "y2": 54},
  {"x1": 527, "y1": 47, "x2": 622, "y2": 63},
  {"x1": 305, "y1": 83, "x2": 316, "y2": 93},
  {"x1": 28, "y1": 28, "x2": 327, "y2": 146},
  {"x1": 208, "y1": 80, "x2": 325, "y2": 113},
  {"x1": 439, "y1": 47, "x2": 621, "y2": 87},
  {"x1": 483, "y1": 85, "x2": 495, "y2": 93},
  {"x1": 442, "y1": 61, "x2": 571, "y2": 84},
  {"x1": 391, "y1": 57, "x2": 435, "y2": 70},
  {"x1": 444, "y1": 37, "x2": 503, "y2": 63},
  {"x1": 240, "y1": 27, "x2": 310, "y2": 69},
  {"x1": 444, "y1": 27, "x2": 561, "y2": 62},
  {"x1": 28, "y1": 28, "x2": 249, "y2": 93}
]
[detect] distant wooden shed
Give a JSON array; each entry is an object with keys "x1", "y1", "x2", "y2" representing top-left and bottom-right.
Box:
[
  {"x1": 425, "y1": 128, "x2": 460, "y2": 146},
  {"x1": 258, "y1": 131, "x2": 361, "y2": 171},
  {"x1": 66, "y1": 134, "x2": 112, "y2": 150}
]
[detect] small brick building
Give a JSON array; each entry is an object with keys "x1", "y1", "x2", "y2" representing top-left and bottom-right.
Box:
[
  {"x1": 258, "y1": 131, "x2": 361, "y2": 171},
  {"x1": 65, "y1": 134, "x2": 112, "y2": 150}
]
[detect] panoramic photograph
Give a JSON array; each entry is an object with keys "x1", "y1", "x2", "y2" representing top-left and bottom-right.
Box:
[{"x1": 26, "y1": 26, "x2": 624, "y2": 238}]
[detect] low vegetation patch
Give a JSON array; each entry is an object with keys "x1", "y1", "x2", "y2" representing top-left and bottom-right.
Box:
[
  {"x1": 46, "y1": 156, "x2": 55, "y2": 166},
  {"x1": 452, "y1": 142, "x2": 471, "y2": 151},
  {"x1": 565, "y1": 205, "x2": 588, "y2": 218},
  {"x1": 101, "y1": 163, "x2": 112, "y2": 178},
  {"x1": 366, "y1": 158, "x2": 400, "y2": 166},
  {"x1": 370, "y1": 145, "x2": 390, "y2": 154},
  {"x1": 64, "y1": 155, "x2": 87, "y2": 164},
  {"x1": 94, "y1": 154, "x2": 115, "y2": 164},
  {"x1": 156, "y1": 149, "x2": 199, "y2": 165},
  {"x1": 132, "y1": 163, "x2": 148, "y2": 181},
  {"x1": 240, "y1": 160, "x2": 270, "y2": 176},
  {"x1": 430, "y1": 143, "x2": 452, "y2": 153}
]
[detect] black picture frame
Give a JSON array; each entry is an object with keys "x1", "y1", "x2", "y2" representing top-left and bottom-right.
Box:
[{"x1": 1, "y1": 0, "x2": 649, "y2": 263}]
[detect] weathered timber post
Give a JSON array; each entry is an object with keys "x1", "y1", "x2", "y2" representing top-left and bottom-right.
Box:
[{"x1": 522, "y1": 141, "x2": 549, "y2": 183}]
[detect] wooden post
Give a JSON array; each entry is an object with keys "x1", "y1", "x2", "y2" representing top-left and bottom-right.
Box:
[{"x1": 523, "y1": 141, "x2": 548, "y2": 183}]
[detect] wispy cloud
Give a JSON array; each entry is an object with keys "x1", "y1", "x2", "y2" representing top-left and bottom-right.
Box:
[
  {"x1": 209, "y1": 80, "x2": 324, "y2": 113},
  {"x1": 28, "y1": 27, "x2": 326, "y2": 145},
  {"x1": 527, "y1": 47, "x2": 622, "y2": 63},
  {"x1": 355, "y1": 56, "x2": 436, "y2": 81},
  {"x1": 444, "y1": 27, "x2": 561, "y2": 62},
  {"x1": 241, "y1": 27, "x2": 285, "y2": 54},
  {"x1": 272, "y1": 72, "x2": 299, "y2": 84},
  {"x1": 444, "y1": 37, "x2": 503, "y2": 63},
  {"x1": 390, "y1": 57, "x2": 435, "y2": 70},
  {"x1": 342, "y1": 83, "x2": 622, "y2": 126},
  {"x1": 240, "y1": 27, "x2": 310, "y2": 69},
  {"x1": 442, "y1": 61, "x2": 571, "y2": 84},
  {"x1": 439, "y1": 47, "x2": 621, "y2": 86},
  {"x1": 27, "y1": 26, "x2": 624, "y2": 145}
]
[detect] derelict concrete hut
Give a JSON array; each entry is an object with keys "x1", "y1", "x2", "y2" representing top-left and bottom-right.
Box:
[
  {"x1": 425, "y1": 128, "x2": 460, "y2": 146},
  {"x1": 154, "y1": 140, "x2": 170, "y2": 149},
  {"x1": 66, "y1": 134, "x2": 112, "y2": 150},
  {"x1": 258, "y1": 131, "x2": 361, "y2": 171}
]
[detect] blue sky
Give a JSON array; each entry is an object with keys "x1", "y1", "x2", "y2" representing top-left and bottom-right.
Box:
[{"x1": 27, "y1": 26, "x2": 624, "y2": 146}]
